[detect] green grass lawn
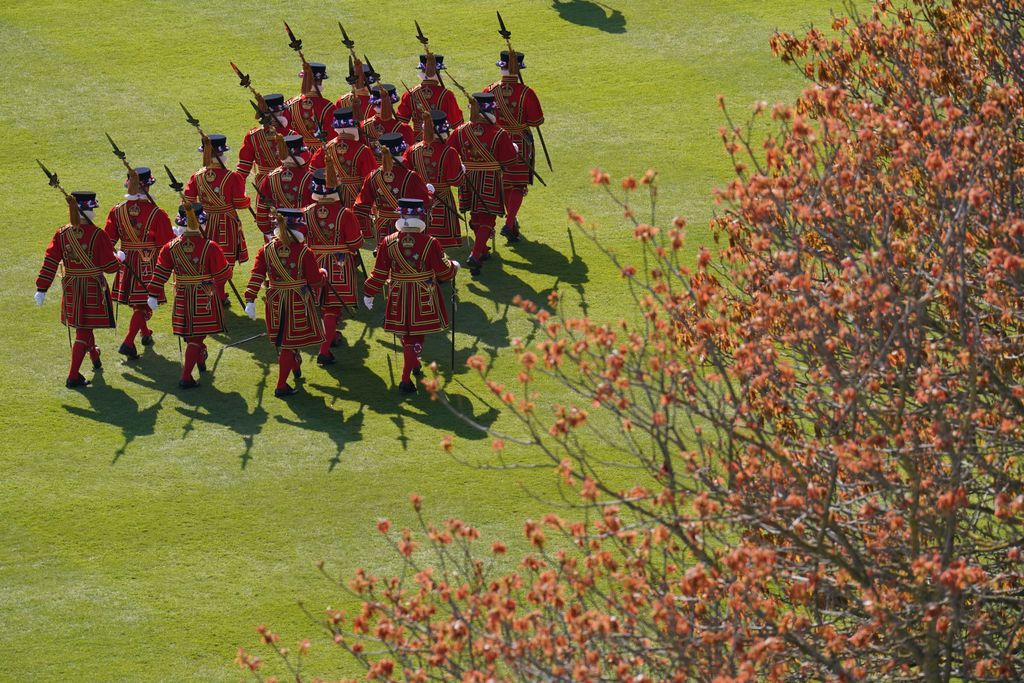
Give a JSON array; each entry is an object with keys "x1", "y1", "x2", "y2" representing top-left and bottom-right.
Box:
[{"x1": 1, "y1": 1, "x2": 846, "y2": 679}]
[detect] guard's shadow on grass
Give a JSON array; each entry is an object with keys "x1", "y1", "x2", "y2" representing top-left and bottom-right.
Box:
[
  {"x1": 276, "y1": 397, "x2": 368, "y2": 472},
  {"x1": 308, "y1": 338, "x2": 499, "y2": 460},
  {"x1": 121, "y1": 341, "x2": 270, "y2": 469},
  {"x1": 274, "y1": 334, "x2": 370, "y2": 470},
  {"x1": 461, "y1": 235, "x2": 591, "y2": 367},
  {"x1": 551, "y1": 0, "x2": 627, "y2": 33},
  {"x1": 63, "y1": 369, "x2": 167, "y2": 465}
]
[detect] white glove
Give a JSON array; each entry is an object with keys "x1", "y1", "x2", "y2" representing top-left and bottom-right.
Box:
[
  {"x1": 451, "y1": 260, "x2": 461, "y2": 270},
  {"x1": 34, "y1": 291, "x2": 46, "y2": 306},
  {"x1": 513, "y1": 143, "x2": 520, "y2": 153},
  {"x1": 173, "y1": 225, "x2": 186, "y2": 237},
  {"x1": 147, "y1": 296, "x2": 159, "y2": 312},
  {"x1": 363, "y1": 296, "x2": 375, "y2": 310},
  {"x1": 115, "y1": 250, "x2": 126, "y2": 262},
  {"x1": 426, "y1": 183, "x2": 435, "y2": 194},
  {"x1": 244, "y1": 301, "x2": 257, "y2": 320},
  {"x1": 460, "y1": 163, "x2": 466, "y2": 173}
]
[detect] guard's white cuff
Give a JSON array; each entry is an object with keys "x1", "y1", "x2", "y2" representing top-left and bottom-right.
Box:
[{"x1": 147, "y1": 296, "x2": 159, "y2": 311}]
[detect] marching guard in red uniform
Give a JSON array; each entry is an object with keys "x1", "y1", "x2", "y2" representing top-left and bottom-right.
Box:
[
  {"x1": 35, "y1": 192, "x2": 120, "y2": 388},
  {"x1": 484, "y1": 51, "x2": 545, "y2": 243},
  {"x1": 303, "y1": 165, "x2": 364, "y2": 366},
  {"x1": 146, "y1": 204, "x2": 231, "y2": 389},
  {"x1": 255, "y1": 134, "x2": 315, "y2": 237},
  {"x1": 237, "y1": 93, "x2": 299, "y2": 186},
  {"x1": 308, "y1": 107, "x2": 378, "y2": 207},
  {"x1": 405, "y1": 111, "x2": 465, "y2": 249},
  {"x1": 103, "y1": 167, "x2": 175, "y2": 359},
  {"x1": 244, "y1": 208, "x2": 327, "y2": 398},
  {"x1": 396, "y1": 54, "x2": 464, "y2": 140},
  {"x1": 183, "y1": 134, "x2": 251, "y2": 305},
  {"x1": 363, "y1": 198, "x2": 459, "y2": 394},
  {"x1": 334, "y1": 59, "x2": 377, "y2": 122},
  {"x1": 286, "y1": 62, "x2": 337, "y2": 154},
  {"x1": 447, "y1": 92, "x2": 518, "y2": 277},
  {"x1": 361, "y1": 84, "x2": 415, "y2": 159},
  {"x1": 354, "y1": 133, "x2": 432, "y2": 249}
]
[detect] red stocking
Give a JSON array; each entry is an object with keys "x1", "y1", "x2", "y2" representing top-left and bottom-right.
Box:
[
  {"x1": 503, "y1": 186, "x2": 525, "y2": 232},
  {"x1": 124, "y1": 306, "x2": 149, "y2": 345},
  {"x1": 401, "y1": 334, "x2": 424, "y2": 382},
  {"x1": 69, "y1": 329, "x2": 90, "y2": 379},
  {"x1": 182, "y1": 337, "x2": 203, "y2": 380},
  {"x1": 470, "y1": 214, "x2": 495, "y2": 259},
  {"x1": 84, "y1": 330, "x2": 99, "y2": 365},
  {"x1": 277, "y1": 349, "x2": 295, "y2": 390},
  {"x1": 140, "y1": 304, "x2": 154, "y2": 337},
  {"x1": 320, "y1": 310, "x2": 339, "y2": 356}
]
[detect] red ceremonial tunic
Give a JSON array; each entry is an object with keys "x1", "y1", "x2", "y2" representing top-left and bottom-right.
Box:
[
  {"x1": 237, "y1": 122, "x2": 300, "y2": 186},
  {"x1": 103, "y1": 198, "x2": 175, "y2": 305},
  {"x1": 484, "y1": 76, "x2": 545, "y2": 187},
  {"x1": 360, "y1": 115, "x2": 416, "y2": 158},
  {"x1": 255, "y1": 165, "x2": 316, "y2": 234},
  {"x1": 183, "y1": 166, "x2": 251, "y2": 264},
  {"x1": 147, "y1": 233, "x2": 230, "y2": 336},
  {"x1": 245, "y1": 238, "x2": 326, "y2": 349},
  {"x1": 302, "y1": 200, "x2": 363, "y2": 308},
  {"x1": 447, "y1": 120, "x2": 518, "y2": 216},
  {"x1": 405, "y1": 139, "x2": 465, "y2": 248},
  {"x1": 37, "y1": 221, "x2": 119, "y2": 329},
  {"x1": 396, "y1": 80, "x2": 465, "y2": 139},
  {"x1": 364, "y1": 229, "x2": 456, "y2": 335},
  {"x1": 334, "y1": 90, "x2": 373, "y2": 121},
  {"x1": 286, "y1": 93, "x2": 337, "y2": 152},
  {"x1": 353, "y1": 163, "x2": 432, "y2": 246},
  {"x1": 308, "y1": 137, "x2": 378, "y2": 207}
]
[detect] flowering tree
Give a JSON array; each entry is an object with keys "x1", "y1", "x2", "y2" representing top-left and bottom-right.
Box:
[{"x1": 240, "y1": 0, "x2": 1024, "y2": 680}]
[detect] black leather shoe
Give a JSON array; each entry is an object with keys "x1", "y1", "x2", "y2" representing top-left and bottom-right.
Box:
[
  {"x1": 66, "y1": 375, "x2": 90, "y2": 389},
  {"x1": 118, "y1": 342, "x2": 139, "y2": 360},
  {"x1": 317, "y1": 352, "x2": 336, "y2": 366},
  {"x1": 398, "y1": 380, "x2": 417, "y2": 394},
  {"x1": 178, "y1": 378, "x2": 200, "y2": 390},
  {"x1": 275, "y1": 384, "x2": 298, "y2": 398},
  {"x1": 91, "y1": 349, "x2": 102, "y2": 371},
  {"x1": 499, "y1": 224, "x2": 515, "y2": 239},
  {"x1": 466, "y1": 256, "x2": 482, "y2": 277},
  {"x1": 140, "y1": 334, "x2": 154, "y2": 347}
]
